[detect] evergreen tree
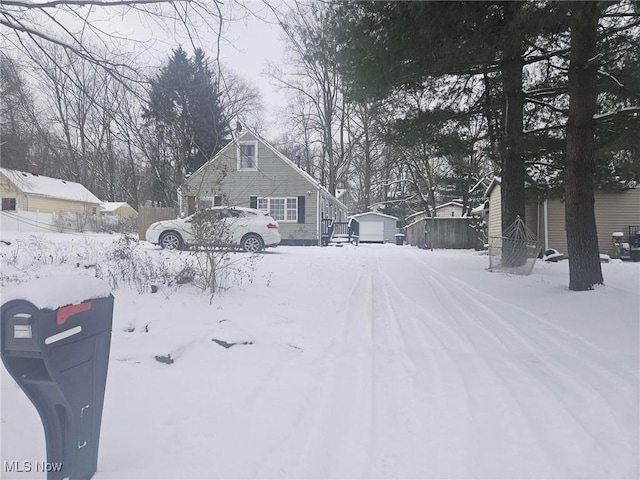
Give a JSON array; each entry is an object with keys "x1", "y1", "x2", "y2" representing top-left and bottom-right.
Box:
[
  {"x1": 143, "y1": 47, "x2": 231, "y2": 206},
  {"x1": 332, "y1": 2, "x2": 560, "y2": 237}
]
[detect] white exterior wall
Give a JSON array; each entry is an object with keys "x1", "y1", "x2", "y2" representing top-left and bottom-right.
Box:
[
  {"x1": 487, "y1": 186, "x2": 502, "y2": 241},
  {"x1": 353, "y1": 212, "x2": 399, "y2": 243},
  {"x1": 435, "y1": 204, "x2": 464, "y2": 217}
]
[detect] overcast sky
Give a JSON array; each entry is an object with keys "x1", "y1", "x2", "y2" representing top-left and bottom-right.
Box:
[{"x1": 218, "y1": 3, "x2": 288, "y2": 137}]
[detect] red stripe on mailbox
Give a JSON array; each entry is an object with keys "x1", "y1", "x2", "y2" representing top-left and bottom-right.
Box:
[{"x1": 57, "y1": 302, "x2": 92, "y2": 325}]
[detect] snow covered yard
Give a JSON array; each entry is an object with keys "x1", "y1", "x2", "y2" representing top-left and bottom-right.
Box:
[{"x1": 1, "y1": 233, "x2": 639, "y2": 479}]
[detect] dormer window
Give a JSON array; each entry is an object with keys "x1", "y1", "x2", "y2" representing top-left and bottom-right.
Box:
[{"x1": 237, "y1": 141, "x2": 258, "y2": 170}]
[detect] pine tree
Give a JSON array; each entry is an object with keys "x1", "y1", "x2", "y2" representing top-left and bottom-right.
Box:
[{"x1": 143, "y1": 47, "x2": 231, "y2": 206}]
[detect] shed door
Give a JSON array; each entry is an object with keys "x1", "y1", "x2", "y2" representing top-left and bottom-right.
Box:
[{"x1": 360, "y1": 221, "x2": 384, "y2": 242}]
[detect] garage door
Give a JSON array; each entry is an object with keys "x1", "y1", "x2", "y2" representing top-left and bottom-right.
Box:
[{"x1": 359, "y1": 221, "x2": 384, "y2": 242}]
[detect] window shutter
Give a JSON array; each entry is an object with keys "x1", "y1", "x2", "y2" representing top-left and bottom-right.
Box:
[
  {"x1": 250, "y1": 196, "x2": 258, "y2": 209},
  {"x1": 297, "y1": 195, "x2": 305, "y2": 224}
]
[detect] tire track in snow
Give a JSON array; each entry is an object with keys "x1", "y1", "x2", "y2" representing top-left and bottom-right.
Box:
[
  {"x1": 407, "y1": 252, "x2": 638, "y2": 477},
  {"x1": 365, "y1": 254, "x2": 476, "y2": 477},
  {"x1": 290, "y1": 265, "x2": 377, "y2": 478},
  {"x1": 374, "y1": 258, "x2": 559, "y2": 477}
]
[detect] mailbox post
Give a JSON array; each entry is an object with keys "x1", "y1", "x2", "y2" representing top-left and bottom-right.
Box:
[{"x1": 1, "y1": 275, "x2": 114, "y2": 480}]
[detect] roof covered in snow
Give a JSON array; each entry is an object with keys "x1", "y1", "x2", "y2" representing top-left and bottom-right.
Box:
[
  {"x1": 1, "y1": 167, "x2": 101, "y2": 205},
  {"x1": 435, "y1": 201, "x2": 464, "y2": 210},
  {"x1": 100, "y1": 202, "x2": 136, "y2": 213},
  {"x1": 352, "y1": 211, "x2": 399, "y2": 221}
]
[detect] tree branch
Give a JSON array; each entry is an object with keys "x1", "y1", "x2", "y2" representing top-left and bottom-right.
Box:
[{"x1": 2, "y1": 0, "x2": 199, "y2": 8}]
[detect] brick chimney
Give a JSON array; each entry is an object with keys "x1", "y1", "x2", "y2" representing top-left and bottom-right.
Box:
[{"x1": 28, "y1": 163, "x2": 39, "y2": 175}]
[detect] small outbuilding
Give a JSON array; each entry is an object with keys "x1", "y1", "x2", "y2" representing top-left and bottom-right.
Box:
[
  {"x1": 351, "y1": 211, "x2": 399, "y2": 243},
  {"x1": 100, "y1": 202, "x2": 137, "y2": 218}
]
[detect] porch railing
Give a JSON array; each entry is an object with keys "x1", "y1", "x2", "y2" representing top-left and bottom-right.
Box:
[{"x1": 321, "y1": 218, "x2": 359, "y2": 246}]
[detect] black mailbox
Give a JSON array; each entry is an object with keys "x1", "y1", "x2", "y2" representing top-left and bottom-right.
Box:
[{"x1": 1, "y1": 284, "x2": 114, "y2": 480}]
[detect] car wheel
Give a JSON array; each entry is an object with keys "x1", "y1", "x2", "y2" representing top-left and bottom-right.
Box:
[
  {"x1": 159, "y1": 231, "x2": 184, "y2": 250},
  {"x1": 241, "y1": 233, "x2": 264, "y2": 252}
]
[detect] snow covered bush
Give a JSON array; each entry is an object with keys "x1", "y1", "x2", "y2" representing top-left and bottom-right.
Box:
[
  {"x1": 0, "y1": 232, "x2": 261, "y2": 298},
  {"x1": 187, "y1": 211, "x2": 261, "y2": 298}
]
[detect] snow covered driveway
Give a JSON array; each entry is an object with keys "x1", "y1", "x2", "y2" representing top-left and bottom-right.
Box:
[{"x1": 2, "y1": 241, "x2": 639, "y2": 479}]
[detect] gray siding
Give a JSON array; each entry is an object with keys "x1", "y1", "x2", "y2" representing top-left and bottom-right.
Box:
[
  {"x1": 405, "y1": 218, "x2": 476, "y2": 249},
  {"x1": 183, "y1": 132, "x2": 335, "y2": 243},
  {"x1": 405, "y1": 219, "x2": 427, "y2": 248}
]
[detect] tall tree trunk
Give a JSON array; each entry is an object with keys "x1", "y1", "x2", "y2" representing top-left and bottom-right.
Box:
[
  {"x1": 500, "y1": 47, "x2": 526, "y2": 234},
  {"x1": 500, "y1": 30, "x2": 526, "y2": 267},
  {"x1": 565, "y1": 2, "x2": 603, "y2": 291}
]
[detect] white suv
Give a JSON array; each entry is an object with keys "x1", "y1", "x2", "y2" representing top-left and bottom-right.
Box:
[{"x1": 145, "y1": 207, "x2": 281, "y2": 252}]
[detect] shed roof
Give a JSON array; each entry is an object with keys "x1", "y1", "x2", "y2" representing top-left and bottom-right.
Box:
[
  {"x1": 0, "y1": 167, "x2": 101, "y2": 204},
  {"x1": 100, "y1": 201, "x2": 135, "y2": 213},
  {"x1": 435, "y1": 201, "x2": 464, "y2": 210},
  {"x1": 352, "y1": 211, "x2": 399, "y2": 221}
]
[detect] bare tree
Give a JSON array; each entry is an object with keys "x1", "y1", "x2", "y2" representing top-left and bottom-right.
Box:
[
  {"x1": 266, "y1": 1, "x2": 348, "y2": 195},
  {"x1": 220, "y1": 69, "x2": 265, "y2": 134},
  {"x1": 0, "y1": 55, "x2": 40, "y2": 171},
  {"x1": 1, "y1": 0, "x2": 231, "y2": 92}
]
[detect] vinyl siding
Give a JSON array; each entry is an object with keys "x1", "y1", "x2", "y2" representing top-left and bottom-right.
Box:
[
  {"x1": 593, "y1": 189, "x2": 640, "y2": 255},
  {"x1": 487, "y1": 185, "x2": 502, "y2": 241},
  {"x1": 541, "y1": 189, "x2": 640, "y2": 256},
  {"x1": 524, "y1": 202, "x2": 544, "y2": 239},
  {"x1": 183, "y1": 133, "x2": 323, "y2": 242},
  {"x1": 435, "y1": 204, "x2": 464, "y2": 217},
  {"x1": 0, "y1": 175, "x2": 26, "y2": 210},
  {"x1": 25, "y1": 196, "x2": 99, "y2": 215},
  {"x1": 545, "y1": 200, "x2": 567, "y2": 253}
]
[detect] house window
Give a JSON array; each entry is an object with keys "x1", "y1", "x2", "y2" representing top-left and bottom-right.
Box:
[
  {"x1": 258, "y1": 197, "x2": 297, "y2": 222},
  {"x1": 238, "y1": 141, "x2": 257, "y2": 170},
  {"x1": 197, "y1": 196, "x2": 222, "y2": 210},
  {"x1": 2, "y1": 198, "x2": 16, "y2": 211}
]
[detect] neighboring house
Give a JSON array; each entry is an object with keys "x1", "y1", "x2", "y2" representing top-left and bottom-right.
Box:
[
  {"x1": 179, "y1": 130, "x2": 348, "y2": 245},
  {"x1": 434, "y1": 201, "x2": 465, "y2": 217},
  {"x1": 486, "y1": 177, "x2": 640, "y2": 257},
  {"x1": 404, "y1": 201, "x2": 466, "y2": 225},
  {"x1": 100, "y1": 202, "x2": 138, "y2": 218},
  {"x1": 351, "y1": 211, "x2": 399, "y2": 243},
  {"x1": 0, "y1": 167, "x2": 101, "y2": 215}
]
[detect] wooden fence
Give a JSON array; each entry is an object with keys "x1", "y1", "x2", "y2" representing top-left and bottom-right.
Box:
[
  {"x1": 138, "y1": 207, "x2": 177, "y2": 240},
  {"x1": 405, "y1": 217, "x2": 479, "y2": 249}
]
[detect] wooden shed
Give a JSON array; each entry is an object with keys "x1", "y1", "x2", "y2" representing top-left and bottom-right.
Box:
[{"x1": 351, "y1": 211, "x2": 399, "y2": 243}]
